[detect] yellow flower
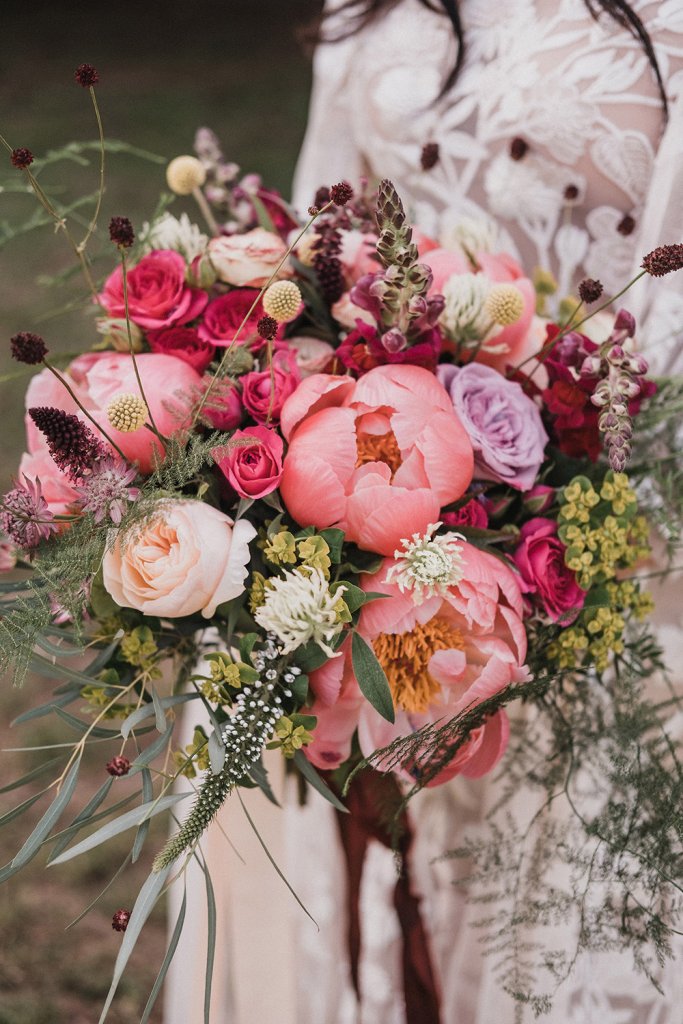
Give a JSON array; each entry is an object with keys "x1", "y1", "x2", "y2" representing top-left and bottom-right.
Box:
[
  {"x1": 107, "y1": 393, "x2": 147, "y2": 433},
  {"x1": 166, "y1": 155, "x2": 206, "y2": 195},
  {"x1": 262, "y1": 281, "x2": 302, "y2": 322},
  {"x1": 263, "y1": 531, "x2": 297, "y2": 566},
  {"x1": 297, "y1": 535, "x2": 331, "y2": 573}
]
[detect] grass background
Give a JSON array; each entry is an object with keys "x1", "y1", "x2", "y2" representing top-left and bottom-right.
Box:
[{"x1": 0, "y1": 2, "x2": 320, "y2": 1020}]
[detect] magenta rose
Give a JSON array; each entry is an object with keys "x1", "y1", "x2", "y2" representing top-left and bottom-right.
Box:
[
  {"x1": 198, "y1": 289, "x2": 271, "y2": 349},
  {"x1": 513, "y1": 517, "x2": 586, "y2": 623},
  {"x1": 99, "y1": 250, "x2": 208, "y2": 331},
  {"x1": 241, "y1": 350, "x2": 300, "y2": 424},
  {"x1": 442, "y1": 498, "x2": 489, "y2": 529},
  {"x1": 214, "y1": 426, "x2": 283, "y2": 499},
  {"x1": 201, "y1": 378, "x2": 243, "y2": 431},
  {"x1": 437, "y1": 362, "x2": 548, "y2": 491},
  {"x1": 147, "y1": 326, "x2": 215, "y2": 373}
]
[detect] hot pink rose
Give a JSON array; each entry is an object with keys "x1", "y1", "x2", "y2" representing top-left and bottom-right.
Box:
[
  {"x1": 98, "y1": 250, "x2": 208, "y2": 331},
  {"x1": 305, "y1": 543, "x2": 528, "y2": 782},
  {"x1": 25, "y1": 353, "x2": 202, "y2": 475},
  {"x1": 201, "y1": 378, "x2": 243, "y2": 431},
  {"x1": 442, "y1": 498, "x2": 489, "y2": 529},
  {"x1": 513, "y1": 517, "x2": 586, "y2": 624},
  {"x1": 280, "y1": 365, "x2": 474, "y2": 555},
  {"x1": 147, "y1": 326, "x2": 215, "y2": 373},
  {"x1": 208, "y1": 228, "x2": 289, "y2": 287},
  {"x1": 198, "y1": 289, "x2": 271, "y2": 348},
  {"x1": 241, "y1": 350, "x2": 300, "y2": 425},
  {"x1": 102, "y1": 499, "x2": 256, "y2": 618},
  {"x1": 214, "y1": 426, "x2": 283, "y2": 499}
]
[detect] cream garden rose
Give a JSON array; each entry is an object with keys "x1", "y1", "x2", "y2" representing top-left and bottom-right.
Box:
[
  {"x1": 102, "y1": 500, "x2": 256, "y2": 618},
  {"x1": 207, "y1": 228, "x2": 289, "y2": 287}
]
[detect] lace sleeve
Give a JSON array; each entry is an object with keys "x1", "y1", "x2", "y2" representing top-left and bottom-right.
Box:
[
  {"x1": 630, "y1": 89, "x2": 683, "y2": 375},
  {"x1": 291, "y1": 3, "x2": 365, "y2": 213}
]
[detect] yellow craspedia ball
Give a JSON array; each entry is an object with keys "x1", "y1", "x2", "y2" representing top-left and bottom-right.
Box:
[
  {"x1": 262, "y1": 280, "x2": 302, "y2": 322},
  {"x1": 107, "y1": 393, "x2": 147, "y2": 433},
  {"x1": 484, "y1": 284, "x2": 525, "y2": 326},
  {"x1": 166, "y1": 156, "x2": 206, "y2": 196}
]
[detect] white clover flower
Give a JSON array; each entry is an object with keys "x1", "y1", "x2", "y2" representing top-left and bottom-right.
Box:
[
  {"x1": 386, "y1": 523, "x2": 465, "y2": 604},
  {"x1": 254, "y1": 568, "x2": 347, "y2": 658},
  {"x1": 140, "y1": 212, "x2": 208, "y2": 262},
  {"x1": 440, "y1": 272, "x2": 491, "y2": 342}
]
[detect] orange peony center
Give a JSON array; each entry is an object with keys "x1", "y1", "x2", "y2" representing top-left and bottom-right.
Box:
[
  {"x1": 373, "y1": 618, "x2": 464, "y2": 713},
  {"x1": 355, "y1": 429, "x2": 402, "y2": 476}
]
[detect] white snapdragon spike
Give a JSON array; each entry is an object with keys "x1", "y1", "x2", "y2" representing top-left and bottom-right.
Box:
[
  {"x1": 254, "y1": 568, "x2": 347, "y2": 658},
  {"x1": 386, "y1": 523, "x2": 465, "y2": 604},
  {"x1": 140, "y1": 212, "x2": 208, "y2": 262},
  {"x1": 440, "y1": 272, "x2": 492, "y2": 343}
]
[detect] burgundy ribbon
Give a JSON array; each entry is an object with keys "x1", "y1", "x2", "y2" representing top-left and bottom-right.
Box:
[{"x1": 324, "y1": 769, "x2": 442, "y2": 1023}]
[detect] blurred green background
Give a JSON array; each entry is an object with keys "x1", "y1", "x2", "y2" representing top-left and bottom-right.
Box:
[{"x1": 0, "y1": 2, "x2": 319, "y2": 1020}]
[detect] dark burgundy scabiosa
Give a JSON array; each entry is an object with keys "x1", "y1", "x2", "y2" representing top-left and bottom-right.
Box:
[
  {"x1": 617, "y1": 213, "x2": 636, "y2": 236},
  {"x1": 314, "y1": 186, "x2": 330, "y2": 209},
  {"x1": 564, "y1": 183, "x2": 580, "y2": 201},
  {"x1": 75, "y1": 63, "x2": 99, "y2": 87},
  {"x1": 112, "y1": 909, "x2": 131, "y2": 932},
  {"x1": 313, "y1": 221, "x2": 345, "y2": 303},
  {"x1": 330, "y1": 180, "x2": 354, "y2": 207},
  {"x1": 10, "y1": 147, "x2": 34, "y2": 169},
  {"x1": 641, "y1": 243, "x2": 683, "y2": 278},
  {"x1": 421, "y1": 142, "x2": 440, "y2": 170},
  {"x1": 578, "y1": 278, "x2": 604, "y2": 304},
  {"x1": 257, "y1": 315, "x2": 278, "y2": 341},
  {"x1": 106, "y1": 755, "x2": 131, "y2": 777},
  {"x1": 11, "y1": 331, "x2": 48, "y2": 365},
  {"x1": 509, "y1": 137, "x2": 529, "y2": 161},
  {"x1": 109, "y1": 216, "x2": 135, "y2": 248},
  {"x1": 28, "y1": 407, "x2": 106, "y2": 481},
  {"x1": 0, "y1": 476, "x2": 57, "y2": 549}
]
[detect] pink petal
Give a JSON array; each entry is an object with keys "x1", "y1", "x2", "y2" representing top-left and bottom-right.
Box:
[
  {"x1": 345, "y1": 484, "x2": 441, "y2": 555},
  {"x1": 279, "y1": 374, "x2": 354, "y2": 440}
]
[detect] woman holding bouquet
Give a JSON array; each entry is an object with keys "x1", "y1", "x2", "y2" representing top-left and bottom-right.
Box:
[{"x1": 166, "y1": 2, "x2": 683, "y2": 1021}]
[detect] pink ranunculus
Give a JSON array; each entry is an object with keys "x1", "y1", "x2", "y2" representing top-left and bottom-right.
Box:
[
  {"x1": 198, "y1": 289, "x2": 271, "y2": 349},
  {"x1": 305, "y1": 544, "x2": 528, "y2": 780},
  {"x1": 102, "y1": 499, "x2": 256, "y2": 618},
  {"x1": 513, "y1": 517, "x2": 586, "y2": 624},
  {"x1": 438, "y1": 362, "x2": 548, "y2": 492},
  {"x1": 280, "y1": 365, "x2": 474, "y2": 556},
  {"x1": 68, "y1": 352, "x2": 203, "y2": 474},
  {"x1": 208, "y1": 228, "x2": 289, "y2": 288},
  {"x1": 214, "y1": 425, "x2": 283, "y2": 499},
  {"x1": 98, "y1": 250, "x2": 208, "y2": 331},
  {"x1": 147, "y1": 326, "x2": 215, "y2": 373},
  {"x1": 241, "y1": 350, "x2": 300, "y2": 425}
]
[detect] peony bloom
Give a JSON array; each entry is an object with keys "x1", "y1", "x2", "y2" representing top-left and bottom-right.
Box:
[
  {"x1": 513, "y1": 517, "x2": 586, "y2": 623},
  {"x1": 98, "y1": 250, "x2": 208, "y2": 331},
  {"x1": 214, "y1": 425, "x2": 283, "y2": 499},
  {"x1": 102, "y1": 499, "x2": 256, "y2": 618},
  {"x1": 438, "y1": 363, "x2": 548, "y2": 492},
  {"x1": 280, "y1": 365, "x2": 474, "y2": 556},
  {"x1": 208, "y1": 228, "x2": 289, "y2": 288},
  {"x1": 25, "y1": 353, "x2": 203, "y2": 476},
  {"x1": 305, "y1": 543, "x2": 528, "y2": 783}
]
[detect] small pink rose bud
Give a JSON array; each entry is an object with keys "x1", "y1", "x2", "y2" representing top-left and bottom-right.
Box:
[{"x1": 522, "y1": 484, "x2": 555, "y2": 514}]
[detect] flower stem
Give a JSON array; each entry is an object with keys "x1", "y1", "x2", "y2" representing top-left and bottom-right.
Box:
[
  {"x1": 43, "y1": 360, "x2": 128, "y2": 461},
  {"x1": 119, "y1": 250, "x2": 165, "y2": 448},
  {"x1": 78, "y1": 87, "x2": 105, "y2": 252},
  {"x1": 192, "y1": 185, "x2": 220, "y2": 237}
]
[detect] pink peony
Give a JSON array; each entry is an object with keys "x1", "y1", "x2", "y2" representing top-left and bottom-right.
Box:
[
  {"x1": 305, "y1": 544, "x2": 528, "y2": 783},
  {"x1": 102, "y1": 499, "x2": 256, "y2": 618},
  {"x1": 26, "y1": 353, "x2": 203, "y2": 475},
  {"x1": 280, "y1": 365, "x2": 474, "y2": 555},
  {"x1": 208, "y1": 228, "x2": 289, "y2": 288},
  {"x1": 214, "y1": 426, "x2": 283, "y2": 499},
  {"x1": 513, "y1": 517, "x2": 586, "y2": 624},
  {"x1": 198, "y1": 289, "x2": 271, "y2": 349},
  {"x1": 98, "y1": 250, "x2": 208, "y2": 331},
  {"x1": 147, "y1": 326, "x2": 215, "y2": 373},
  {"x1": 241, "y1": 349, "x2": 300, "y2": 425}
]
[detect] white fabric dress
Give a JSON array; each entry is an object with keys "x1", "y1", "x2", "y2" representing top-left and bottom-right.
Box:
[{"x1": 165, "y1": 3, "x2": 683, "y2": 1022}]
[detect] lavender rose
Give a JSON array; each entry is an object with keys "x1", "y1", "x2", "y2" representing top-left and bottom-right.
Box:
[{"x1": 437, "y1": 363, "x2": 548, "y2": 491}]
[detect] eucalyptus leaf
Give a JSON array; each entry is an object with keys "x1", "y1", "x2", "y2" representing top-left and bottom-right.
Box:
[
  {"x1": 351, "y1": 632, "x2": 395, "y2": 724},
  {"x1": 0, "y1": 756, "x2": 63, "y2": 794},
  {"x1": 0, "y1": 789, "x2": 48, "y2": 828},
  {"x1": 140, "y1": 884, "x2": 187, "y2": 1023},
  {"x1": 208, "y1": 729, "x2": 226, "y2": 775},
  {"x1": 293, "y1": 751, "x2": 348, "y2": 814},
  {"x1": 128, "y1": 720, "x2": 175, "y2": 775},
  {"x1": 131, "y1": 769, "x2": 153, "y2": 864},
  {"x1": 11, "y1": 690, "x2": 81, "y2": 726},
  {"x1": 151, "y1": 687, "x2": 167, "y2": 733},
  {"x1": 121, "y1": 693, "x2": 198, "y2": 739},
  {"x1": 48, "y1": 778, "x2": 114, "y2": 862},
  {"x1": 202, "y1": 862, "x2": 217, "y2": 1024},
  {"x1": 54, "y1": 707, "x2": 122, "y2": 738}
]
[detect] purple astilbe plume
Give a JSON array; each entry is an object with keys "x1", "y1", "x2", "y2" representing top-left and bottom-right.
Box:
[
  {"x1": 582, "y1": 309, "x2": 654, "y2": 471},
  {"x1": 0, "y1": 476, "x2": 57, "y2": 550},
  {"x1": 28, "y1": 407, "x2": 106, "y2": 481},
  {"x1": 73, "y1": 458, "x2": 139, "y2": 524}
]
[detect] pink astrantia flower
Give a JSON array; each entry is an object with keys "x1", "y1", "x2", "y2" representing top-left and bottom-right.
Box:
[
  {"x1": 304, "y1": 543, "x2": 528, "y2": 783},
  {"x1": 280, "y1": 365, "x2": 474, "y2": 556},
  {"x1": 0, "y1": 475, "x2": 58, "y2": 549},
  {"x1": 98, "y1": 250, "x2": 208, "y2": 331}
]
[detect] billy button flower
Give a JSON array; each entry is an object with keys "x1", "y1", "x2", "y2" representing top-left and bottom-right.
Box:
[{"x1": 262, "y1": 281, "x2": 302, "y2": 322}]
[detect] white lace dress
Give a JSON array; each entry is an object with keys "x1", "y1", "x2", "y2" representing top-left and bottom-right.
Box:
[{"x1": 164, "y1": 3, "x2": 683, "y2": 1022}]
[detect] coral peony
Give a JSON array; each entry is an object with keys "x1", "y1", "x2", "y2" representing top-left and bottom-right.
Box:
[
  {"x1": 280, "y1": 365, "x2": 474, "y2": 555},
  {"x1": 305, "y1": 543, "x2": 528, "y2": 783}
]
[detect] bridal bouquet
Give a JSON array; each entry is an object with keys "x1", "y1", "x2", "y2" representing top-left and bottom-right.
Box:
[{"x1": 2, "y1": 76, "x2": 683, "y2": 1018}]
